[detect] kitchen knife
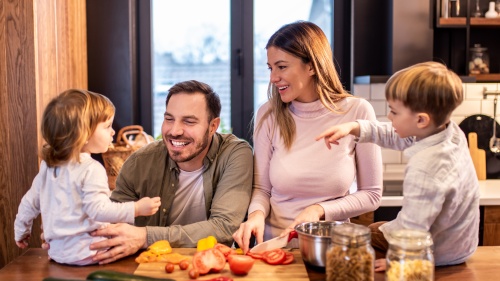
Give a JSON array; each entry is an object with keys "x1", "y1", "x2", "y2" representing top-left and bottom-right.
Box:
[{"x1": 249, "y1": 231, "x2": 298, "y2": 254}]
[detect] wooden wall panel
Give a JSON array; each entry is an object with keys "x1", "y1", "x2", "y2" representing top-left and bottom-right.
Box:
[
  {"x1": 0, "y1": 0, "x2": 39, "y2": 269},
  {"x1": 483, "y1": 206, "x2": 500, "y2": 246},
  {"x1": 0, "y1": 0, "x2": 87, "y2": 269}
]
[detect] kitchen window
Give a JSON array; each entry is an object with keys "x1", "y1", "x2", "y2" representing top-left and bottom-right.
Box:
[{"x1": 143, "y1": 0, "x2": 336, "y2": 140}]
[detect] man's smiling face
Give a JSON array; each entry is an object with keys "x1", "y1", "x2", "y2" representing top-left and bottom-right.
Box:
[{"x1": 161, "y1": 92, "x2": 216, "y2": 171}]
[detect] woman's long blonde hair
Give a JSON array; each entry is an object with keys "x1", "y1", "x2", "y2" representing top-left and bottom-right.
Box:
[
  {"x1": 41, "y1": 89, "x2": 115, "y2": 167},
  {"x1": 256, "y1": 21, "x2": 351, "y2": 150}
]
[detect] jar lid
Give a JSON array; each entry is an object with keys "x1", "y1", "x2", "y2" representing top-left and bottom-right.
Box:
[
  {"x1": 331, "y1": 223, "x2": 370, "y2": 247},
  {"x1": 471, "y1": 44, "x2": 488, "y2": 52},
  {"x1": 386, "y1": 229, "x2": 433, "y2": 250}
]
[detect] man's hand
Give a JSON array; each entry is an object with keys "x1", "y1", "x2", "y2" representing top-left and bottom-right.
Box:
[{"x1": 90, "y1": 223, "x2": 147, "y2": 264}]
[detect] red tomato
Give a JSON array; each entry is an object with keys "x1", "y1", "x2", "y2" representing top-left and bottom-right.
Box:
[
  {"x1": 262, "y1": 249, "x2": 286, "y2": 265},
  {"x1": 192, "y1": 248, "x2": 226, "y2": 275},
  {"x1": 214, "y1": 243, "x2": 235, "y2": 260},
  {"x1": 165, "y1": 262, "x2": 175, "y2": 273},
  {"x1": 179, "y1": 259, "x2": 189, "y2": 270},
  {"x1": 228, "y1": 255, "x2": 255, "y2": 275},
  {"x1": 282, "y1": 252, "x2": 295, "y2": 265},
  {"x1": 246, "y1": 252, "x2": 263, "y2": 259},
  {"x1": 188, "y1": 269, "x2": 199, "y2": 279},
  {"x1": 214, "y1": 243, "x2": 233, "y2": 255}
]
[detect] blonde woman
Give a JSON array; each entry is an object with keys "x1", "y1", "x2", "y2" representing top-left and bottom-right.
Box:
[{"x1": 233, "y1": 21, "x2": 383, "y2": 253}]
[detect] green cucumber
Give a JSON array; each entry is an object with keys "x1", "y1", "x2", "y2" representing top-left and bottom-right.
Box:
[
  {"x1": 86, "y1": 270, "x2": 174, "y2": 281},
  {"x1": 42, "y1": 277, "x2": 86, "y2": 281}
]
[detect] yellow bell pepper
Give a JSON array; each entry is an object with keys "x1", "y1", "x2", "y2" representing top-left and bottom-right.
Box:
[
  {"x1": 197, "y1": 235, "x2": 217, "y2": 251},
  {"x1": 147, "y1": 240, "x2": 172, "y2": 255}
]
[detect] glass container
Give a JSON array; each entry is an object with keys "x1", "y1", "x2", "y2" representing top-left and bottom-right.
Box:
[
  {"x1": 469, "y1": 44, "x2": 490, "y2": 74},
  {"x1": 326, "y1": 223, "x2": 374, "y2": 281},
  {"x1": 385, "y1": 229, "x2": 434, "y2": 281}
]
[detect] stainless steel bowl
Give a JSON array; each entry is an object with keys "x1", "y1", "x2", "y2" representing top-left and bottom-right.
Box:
[{"x1": 294, "y1": 221, "x2": 344, "y2": 267}]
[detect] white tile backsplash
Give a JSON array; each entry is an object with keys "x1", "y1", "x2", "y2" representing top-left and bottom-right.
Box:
[
  {"x1": 371, "y1": 100, "x2": 387, "y2": 117},
  {"x1": 370, "y1": 84, "x2": 386, "y2": 100},
  {"x1": 352, "y1": 84, "x2": 370, "y2": 99},
  {"x1": 465, "y1": 83, "x2": 498, "y2": 99},
  {"x1": 355, "y1": 81, "x2": 500, "y2": 179},
  {"x1": 381, "y1": 148, "x2": 401, "y2": 164},
  {"x1": 454, "y1": 100, "x2": 482, "y2": 116}
]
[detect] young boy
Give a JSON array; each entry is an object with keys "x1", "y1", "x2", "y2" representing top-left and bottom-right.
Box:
[{"x1": 316, "y1": 61, "x2": 480, "y2": 270}]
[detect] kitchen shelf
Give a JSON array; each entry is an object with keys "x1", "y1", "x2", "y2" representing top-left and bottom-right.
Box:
[
  {"x1": 469, "y1": 73, "x2": 500, "y2": 82},
  {"x1": 438, "y1": 17, "x2": 500, "y2": 27}
]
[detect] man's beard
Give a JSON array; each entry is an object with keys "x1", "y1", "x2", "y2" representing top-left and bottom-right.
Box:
[{"x1": 167, "y1": 128, "x2": 210, "y2": 163}]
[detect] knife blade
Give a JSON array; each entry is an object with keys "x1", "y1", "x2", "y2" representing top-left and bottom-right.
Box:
[{"x1": 249, "y1": 231, "x2": 298, "y2": 254}]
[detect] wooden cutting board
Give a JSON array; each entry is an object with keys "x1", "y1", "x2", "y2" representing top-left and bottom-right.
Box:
[
  {"x1": 469, "y1": 132, "x2": 486, "y2": 180},
  {"x1": 134, "y1": 248, "x2": 309, "y2": 281}
]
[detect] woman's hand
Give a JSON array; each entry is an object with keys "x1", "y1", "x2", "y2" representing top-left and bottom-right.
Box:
[
  {"x1": 232, "y1": 211, "x2": 266, "y2": 254},
  {"x1": 281, "y1": 204, "x2": 325, "y2": 237},
  {"x1": 89, "y1": 223, "x2": 147, "y2": 264}
]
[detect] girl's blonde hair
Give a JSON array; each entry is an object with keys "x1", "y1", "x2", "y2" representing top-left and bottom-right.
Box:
[
  {"x1": 256, "y1": 21, "x2": 351, "y2": 150},
  {"x1": 41, "y1": 89, "x2": 115, "y2": 167},
  {"x1": 385, "y1": 61, "x2": 463, "y2": 126}
]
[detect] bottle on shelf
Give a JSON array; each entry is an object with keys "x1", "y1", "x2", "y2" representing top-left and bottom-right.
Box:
[{"x1": 485, "y1": 1, "x2": 499, "y2": 18}]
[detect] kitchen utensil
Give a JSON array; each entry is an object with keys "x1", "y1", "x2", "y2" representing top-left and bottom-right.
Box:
[
  {"x1": 469, "y1": 132, "x2": 487, "y2": 180},
  {"x1": 249, "y1": 231, "x2": 298, "y2": 254},
  {"x1": 459, "y1": 114, "x2": 500, "y2": 178},
  {"x1": 490, "y1": 96, "x2": 500, "y2": 153},
  {"x1": 294, "y1": 221, "x2": 344, "y2": 268}
]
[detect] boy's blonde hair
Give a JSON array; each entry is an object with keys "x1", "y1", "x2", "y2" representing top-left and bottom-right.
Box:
[
  {"x1": 41, "y1": 89, "x2": 115, "y2": 167},
  {"x1": 385, "y1": 61, "x2": 463, "y2": 127}
]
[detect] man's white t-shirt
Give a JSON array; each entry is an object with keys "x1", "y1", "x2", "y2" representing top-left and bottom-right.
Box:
[{"x1": 167, "y1": 167, "x2": 207, "y2": 225}]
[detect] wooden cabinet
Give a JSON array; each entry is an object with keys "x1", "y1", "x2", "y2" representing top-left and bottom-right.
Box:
[
  {"x1": 434, "y1": 0, "x2": 500, "y2": 80},
  {"x1": 483, "y1": 206, "x2": 500, "y2": 246}
]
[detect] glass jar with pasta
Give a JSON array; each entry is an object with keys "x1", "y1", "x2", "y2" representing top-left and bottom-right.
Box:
[
  {"x1": 385, "y1": 229, "x2": 434, "y2": 281},
  {"x1": 326, "y1": 223, "x2": 374, "y2": 281}
]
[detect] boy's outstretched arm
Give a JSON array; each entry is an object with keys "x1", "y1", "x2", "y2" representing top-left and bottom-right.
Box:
[{"x1": 315, "y1": 121, "x2": 361, "y2": 149}]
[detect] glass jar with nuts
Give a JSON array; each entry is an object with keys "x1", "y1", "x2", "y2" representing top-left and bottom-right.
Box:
[{"x1": 469, "y1": 44, "x2": 490, "y2": 75}]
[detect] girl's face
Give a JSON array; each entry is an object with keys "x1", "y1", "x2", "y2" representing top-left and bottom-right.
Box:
[
  {"x1": 267, "y1": 46, "x2": 317, "y2": 103},
  {"x1": 82, "y1": 116, "x2": 115, "y2": 154}
]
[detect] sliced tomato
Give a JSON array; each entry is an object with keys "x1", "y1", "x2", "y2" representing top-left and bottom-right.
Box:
[
  {"x1": 246, "y1": 252, "x2": 263, "y2": 260},
  {"x1": 262, "y1": 248, "x2": 286, "y2": 265},
  {"x1": 214, "y1": 243, "x2": 235, "y2": 260},
  {"x1": 282, "y1": 252, "x2": 295, "y2": 265},
  {"x1": 228, "y1": 254, "x2": 255, "y2": 275},
  {"x1": 192, "y1": 248, "x2": 227, "y2": 275}
]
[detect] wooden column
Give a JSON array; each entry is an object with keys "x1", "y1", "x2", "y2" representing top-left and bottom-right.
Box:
[{"x1": 0, "y1": 0, "x2": 87, "y2": 269}]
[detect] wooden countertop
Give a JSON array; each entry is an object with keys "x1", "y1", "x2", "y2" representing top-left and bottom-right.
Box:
[
  {"x1": 1, "y1": 247, "x2": 500, "y2": 280},
  {"x1": 380, "y1": 179, "x2": 500, "y2": 207}
]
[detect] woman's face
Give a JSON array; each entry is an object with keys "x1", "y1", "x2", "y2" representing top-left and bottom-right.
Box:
[{"x1": 267, "y1": 46, "x2": 317, "y2": 103}]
